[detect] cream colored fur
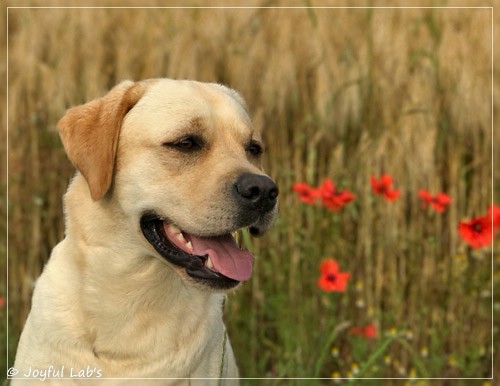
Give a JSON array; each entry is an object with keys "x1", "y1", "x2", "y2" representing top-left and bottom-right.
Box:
[{"x1": 13, "y1": 79, "x2": 276, "y2": 385}]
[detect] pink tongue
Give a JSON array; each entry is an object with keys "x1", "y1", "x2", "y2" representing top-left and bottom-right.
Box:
[{"x1": 190, "y1": 234, "x2": 254, "y2": 282}]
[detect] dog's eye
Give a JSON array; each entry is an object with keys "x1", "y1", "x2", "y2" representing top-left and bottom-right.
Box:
[
  {"x1": 247, "y1": 142, "x2": 263, "y2": 157},
  {"x1": 165, "y1": 136, "x2": 203, "y2": 152}
]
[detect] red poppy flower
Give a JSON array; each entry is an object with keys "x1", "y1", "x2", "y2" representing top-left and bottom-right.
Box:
[
  {"x1": 489, "y1": 204, "x2": 500, "y2": 230},
  {"x1": 319, "y1": 179, "x2": 356, "y2": 211},
  {"x1": 364, "y1": 324, "x2": 378, "y2": 339},
  {"x1": 458, "y1": 216, "x2": 493, "y2": 249},
  {"x1": 0, "y1": 297, "x2": 4, "y2": 309},
  {"x1": 371, "y1": 175, "x2": 401, "y2": 202},
  {"x1": 350, "y1": 324, "x2": 378, "y2": 339},
  {"x1": 418, "y1": 190, "x2": 452, "y2": 213},
  {"x1": 318, "y1": 259, "x2": 351, "y2": 293},
  {"x1": 293, "y1": 183, "x2": 320, "y2": 205}
]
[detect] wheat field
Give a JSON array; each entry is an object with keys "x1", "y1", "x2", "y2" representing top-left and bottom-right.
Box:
[{"x1": 2, "y1": 1, "x2": 498, "y2": 385}]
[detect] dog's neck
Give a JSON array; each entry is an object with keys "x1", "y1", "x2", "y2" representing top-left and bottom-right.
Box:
[{"x1": 58, "y1": 175, "x2": 227, "y2": 371}]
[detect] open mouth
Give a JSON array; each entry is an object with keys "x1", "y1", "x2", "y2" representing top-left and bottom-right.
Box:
[{"x1": 140, "y1": 214, "x2": 254, "y2": 290}]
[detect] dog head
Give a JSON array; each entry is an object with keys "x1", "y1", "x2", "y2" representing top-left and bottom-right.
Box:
[{"x1": 58, "y1": 79, "x2": 278, "y2": 290}]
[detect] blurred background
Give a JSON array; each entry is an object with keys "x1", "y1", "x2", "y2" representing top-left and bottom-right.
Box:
[{"x1": 2, "y1": 1, "x2": 499, "y2": 385}]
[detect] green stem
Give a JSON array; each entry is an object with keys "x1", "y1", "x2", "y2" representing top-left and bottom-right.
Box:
[
  {"x1": 350, "y1": 335, "x2": 396, "y2": 381},
  {"x1": 313, "y1": 320, "x2": 351, "y2": 377}
]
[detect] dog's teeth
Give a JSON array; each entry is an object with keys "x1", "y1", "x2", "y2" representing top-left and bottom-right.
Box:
[
  {"x1": 176, "y1": 233, "x2": 186, "y2": 243},
  {"x1": 206, "y1": 257, "x2": 214, "y2": 269},
  {"x1": 168, "y1": 224, "x2": 182, "y2": 235},
  {"x1": 186, "y1": 241, "x2": 193, "y2": 251}
]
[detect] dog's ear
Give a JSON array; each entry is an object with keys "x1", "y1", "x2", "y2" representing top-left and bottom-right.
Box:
[{"x1": 58, "y1": 80, "x2": 146, "y2": 201}]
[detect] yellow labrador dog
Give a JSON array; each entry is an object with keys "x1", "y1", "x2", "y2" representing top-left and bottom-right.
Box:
[{"x1": 13, "y1": 79, "x2": 278, "y2": 385}]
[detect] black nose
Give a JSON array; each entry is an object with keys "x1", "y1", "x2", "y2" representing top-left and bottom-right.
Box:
[{"x1": 234, "y1": 173, "x2": 279, "y2": 212}]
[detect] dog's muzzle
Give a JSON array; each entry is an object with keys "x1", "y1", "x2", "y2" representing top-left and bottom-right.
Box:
[{"x1": 140, "y1": 173, "x2": 279, "y2": 290}]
